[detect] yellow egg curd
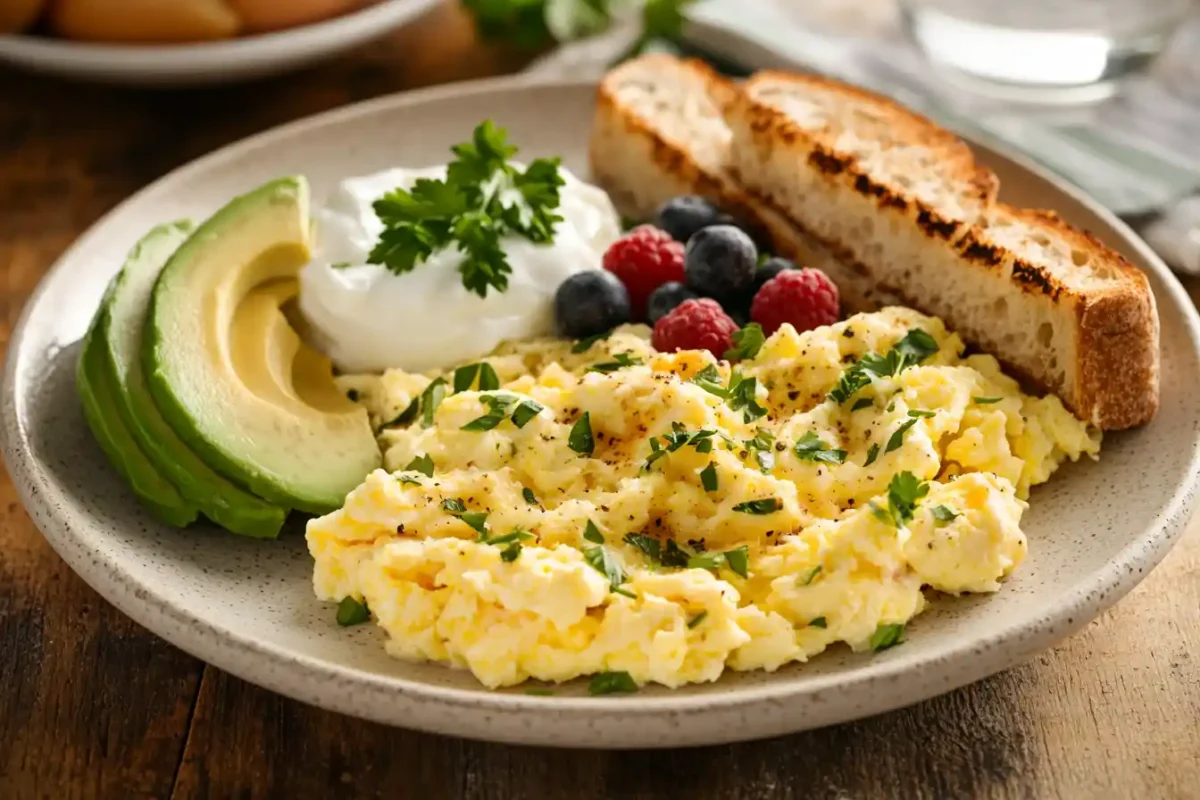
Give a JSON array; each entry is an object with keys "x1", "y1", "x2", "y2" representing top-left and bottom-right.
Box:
[{"x1": 308, "y1": 307, "x2": 1101, "y2": 690}]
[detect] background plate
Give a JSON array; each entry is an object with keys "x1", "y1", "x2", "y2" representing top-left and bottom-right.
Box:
[
  {"x1": 3, "y1": 76, "x2": 1199, "y2": 749},
  {"x1": 0, "y1": 0, "x2": 438, "y2": 86}
]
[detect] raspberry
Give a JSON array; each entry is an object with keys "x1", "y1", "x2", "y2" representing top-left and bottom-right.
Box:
[
  {"x1": 652, "y1": 298, "x2": 739, "y2": 357},
  {"x1": 750, "y1": 268, "x2": 840, "y2": 335},
  {"x1": 602, "y1": 225, "x2": 685, "y2": 321}
]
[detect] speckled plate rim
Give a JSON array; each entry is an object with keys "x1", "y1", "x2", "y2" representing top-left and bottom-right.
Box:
[{"x1": 4, "y1": 74, "x2": 1200, "y2": 749}]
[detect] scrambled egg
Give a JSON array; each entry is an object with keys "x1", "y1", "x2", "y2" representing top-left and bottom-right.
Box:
[{"x1": 308, "y1": 307, "x2": 1100, "y2": 689}]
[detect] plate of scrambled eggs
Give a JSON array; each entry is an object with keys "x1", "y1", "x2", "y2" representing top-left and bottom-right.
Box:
[{"x1": 4, "y1": 76, "x2": 1199, "y2": 749}]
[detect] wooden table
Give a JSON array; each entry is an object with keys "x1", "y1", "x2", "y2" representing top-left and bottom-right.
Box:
[{"x1": 2, "y1": 3, "x2": 1199, "y2": 797}]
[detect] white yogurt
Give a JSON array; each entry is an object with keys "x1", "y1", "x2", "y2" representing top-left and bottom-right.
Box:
[{"x1": 298, "y1": 164, "x2": 621, "y2": 374}]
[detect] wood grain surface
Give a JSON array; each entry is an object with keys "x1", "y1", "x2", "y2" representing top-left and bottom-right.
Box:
[{"x1": 2, "y1": 3, "x2": 1199, "y2": 798}]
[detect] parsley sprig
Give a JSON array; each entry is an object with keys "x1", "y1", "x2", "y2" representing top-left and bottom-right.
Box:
[
  {"x1": 869, "y1": 472, "x2": 930, "y2": 529},
  {"x1": 691, "y1": 365, "x2": 766, "y2": 422},
  {"x1": 828, "y1": 329, "x2": 939, "y2": 404},
  {"x1": 367, "y1": 120, "x2": 565, "y2": 297},
  {"x1": 643, "y1": 423, "x2": 717, "y2": 472}
]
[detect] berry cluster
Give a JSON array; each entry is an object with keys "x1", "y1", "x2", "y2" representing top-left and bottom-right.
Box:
[{"x1": 553, "y1": 195, "x2": 839, "y2": 357}]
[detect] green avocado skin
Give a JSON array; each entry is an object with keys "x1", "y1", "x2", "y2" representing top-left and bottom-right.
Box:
[
  {"x1": 104, "y1": 222, "x2": 288, "y2": 539},
  {"x1": 77, "y1": 285, "x2": 198, "y2": 528}
]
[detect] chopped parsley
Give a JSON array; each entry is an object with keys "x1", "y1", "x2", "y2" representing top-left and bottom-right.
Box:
[
  {"x1": 692, "y1": 364, "x2": 729, "y2": 398},
  {"x1": 687, "y1": 545, "x2": 750, "y2": 578},
  {"x1": 907, "y1": 409, "x2": 936, "y2": 418},
  {"x1": 452, "y1": 362, "x2": 500, "y2": 392},
  {"x1": 482, "y1": 528, "x2": 533, "y2": 547},
  {"x1": 421, "y1": 378, "x2": 448, "y2": 427},
  {"x1": 724, "y1": 322, "x2": 766, "y2": 361},
  {"x1": 827, "y1": 328, "x2": 939, "y2": 404},
  {"x1": 398, "y1": 474, "x2": 422, "y2": 486},
  {"x1": 571, "y1": 330, "x2": 612, "y2": 353},
  {"x1": 404, "y1": 454, "x2": 434, "y2": 477},
  {"x1": 461, "y1": 393, "x2": 518, "y2": 431},
  {"x1": 973, "y1": 396, "x2": 1003, "y2": 405},
  {"x1": 623, "y1": 532, "x2": 661, "y2": 561},
  {"x1": 885, "y1": 417, "x2": 921, "y2": 453},
  {"x1": 500, "y1": 542, "x2": 523, "y2": 562},
  {"x1": 442, "y1": 498, "x2": 490, "y2": 537},
  {"x1": 688, "y1": 611, "x2": 709, "y2": 629},
  {"x1": 509, "y1": 398, "x2": 544, "y2": 428},
  {"x1": 589, "y1": 352, "x2": 643, "y2": 373},
  {"x1": 793, "y1": 431, "x2": 847, "y2": 464},
  {"x1": 870, "y1": 471, "x2": 930, "y2": 529},
  {"x1": 743, "y1": 428, "x2": 776, "y2": 473},
  {"x1": 797, "y1": 565, "x2": 823, "y2": 586},
  {"x1": 335, "y1": 596, "x2": 370, "y2": 627},
  {"x1": 588, "y1": 671, "x2": 638, "y2": 695},
  {"x1": 809, "y1": 616, "x2": 828, "y2": 628},
  {"x1": 732, "y1": 498, "x2": 780, "y2": 514},
  {"x1": 851, "y1": 397, "x2": 875, "y2": 412},
  {"x1": 522, "y1": 487, "x2": 538, "y2": 505},
  {"x1": 662, "y1": 539, "x2": 690, "y2": 568},
  {"x1": 870, "y1": 622, "x2": 905, "y2": 651},
  {"x1": 583, "y1": 519, "x2": 605, "y2": 544},
  {"x1": 700, "y1": 462, "x2": 718, "y2": 492},
  {"x1": 931, "y1": 504, "x2": 960, "y2": 523},
  {"x1": 367, "y1": 120, "x2": 564, "y2": 297},
  {"x1": 568, "y1": 412, "x2": 595, "y2": 455},
  {"x1": 728, "y1": 373, "x2": 767, "y2": 422},
  {"x1": 441, "y1": 498, "x2": 466, "y2": 513},
  {"x1": 382, "y1": 396, "x2": 420, "y2": 428},
  {"x1": 525, "y1": 687, "x2": 554, "y2": 696},
  {"x1": 864, "y1": 442, "x2": 881, "y2": 467},
  {"x1": 644, "y1": 424, "x2": 717, "y2": 471}
]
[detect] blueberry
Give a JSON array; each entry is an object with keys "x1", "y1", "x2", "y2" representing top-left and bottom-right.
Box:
[
  {"x1": 655, "y1": 196, "x2": 726, "y2": 244},
  {"x1": 555, "y1": 271, "x2": 631, "y2": 338},
  {"x1": 754, "y1": 256, "x2": 797, "y2": 291},
  {"x1": 684, "y1": 225, "x2": 758, "y2": 300},
  {"x1": 646, "y1": 281, "x2": 698, "y2": 324}
]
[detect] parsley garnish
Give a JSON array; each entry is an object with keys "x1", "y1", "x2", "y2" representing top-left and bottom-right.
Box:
[
  {"x1": 827, "y1": 328, "x2": 939, "y2": 404},
  {"x1": 525, "y1": 687, "x2": 554, "y2": 696},
  {"x1": 907, "y1": 409, "x2": 936, "y2": 418},
  {"x1": 336, "y1": 596, "x2": 370, "y2": 627},
  {"x1": 870, "y1": 622, "x2": 905, "y2": 651},
  {"x1": 624, "y1": 532, "x2": 661, "y2": 562},
  {"x1": 687, "y1": 545, "x2": 750, "y2": 578},
  {"x1": 688, "y1": 611, "x2": 709, "y2": 629},
  {"x1": 382, "y1": 396, "x2": 420, "y2": 428},
  {"x1": 643, "y1": 424, "x2": 717, "y2": 471},
  {"x1": 483, "y1": 528, "x2": 534, "y2": 547},
  {"x1": 568, "y1": 412, "x2": 594, "y2": 455},
  {"x1": 870, "y1": 472, "x2": 929, "y2": 529},
  {"x1": 588, "y1": 671, "x2": 637, "y2": 695},
  {"x1": 851, "y1": 397, "x2": 875, "y2": 412},
  {"x1": 974, "y1": 396, "x2": 1003, "y2": 405},
  {"x1": 728, "y1": 373, "x2": 767, "y2": 422},
  {"x1": 442, "y1": 498, "x2": 489, "y2": 537},
  {"x1": 367, "y1": 120, "x2": 564, "y2": 297},
  {"x1": 583, "y1": 519, "x2": 605, "y2": 544},
  {"x1": 885, "y1": 417, "x2": 921, "y2": 453},
  {"x1": 793, "y1": 431, "x2": 847, "y2": 464},
  {"x1": 583, "y1": 528, "x2": 634, "y2": 598},
  {"x1": 461, "y1": 393, "x2": 519, "y2": 431},
  {"x1": 724, "y1": 323, "x2": 766, "y2": 361},
  {"x1": 732, "y1": 498, "x2": 780, "y2": 514},
  {"x1": 692, "y1": 364, "x2": 729, "y2": 398},
  {"x1": 798, "y1": 565, "x2": 823, "y2": 586},
  {"x1": 405, "y1": 454, "x2": 434, "y2": 477},
  {"x1": 421, "y1": 378, "x2": 447, "y2": 427},
  {"x1": 809, "y1": 616, "x2": 828, "y2": 628},
  {"x1": 662, "y1": 539, "x2": 690, "y2": 568},
  {"x1": 864, "y1": 443, "x2": 881, "y2": 466},
  {"x1": 453, "y1": 362, "x2": 501, "y2": 392},
  {"x1": 571, "y1": 330, "x2": 612, "y2": 353},
  {"x1": 522, "y1": 487, "x2": 538, "y2": 505},
  {"x1": 510, "y1": 398, "x2": 544, "y2": 428},
  {"x1": 589, "y1": 352, "x2": 643, "y2": 373},
  {"x1": 932, "y1": 505, "x2": 960, "y2": 523},
  {"x1": 500, "y1": 542, "x2": 523, "y2": 562},
  {"x1": 398, "y1": 474, "x2": 422, "y2": 486},
  {"x1": 700, "y1": 462, "x2": 718, "y2": 492}
]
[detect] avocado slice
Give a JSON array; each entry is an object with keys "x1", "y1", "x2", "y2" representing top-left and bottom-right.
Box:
[
  {"x1": 144, "y1": 177, "x2": 381, "y2": 514},
  {"x1": 104, "y1": 221, "x2": 288, "y2": 539},
  {"x1": 77, "y1": 283, "x2": 198, "y2": 528}
]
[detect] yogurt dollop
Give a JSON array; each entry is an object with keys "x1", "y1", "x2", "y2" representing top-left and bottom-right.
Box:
[{"x1": 298, "y1": 165, "x2": 621, "y2": 374}]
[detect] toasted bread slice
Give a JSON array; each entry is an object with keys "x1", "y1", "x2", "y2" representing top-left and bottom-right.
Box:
[
  {"x1": 725, "y1": 70, "x2": 1158, "y2": 429},
  {"x1": 590, "y1": 55, "x2": 1159, "y2": 429}
]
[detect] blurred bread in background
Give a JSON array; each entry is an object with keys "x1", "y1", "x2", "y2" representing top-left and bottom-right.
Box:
[
  {"x1": 0, "y1": 0, "x2": 372, "y2": 41},
  {"x1": 0, "y1": 0, "x2": 47, "y2": 33}
]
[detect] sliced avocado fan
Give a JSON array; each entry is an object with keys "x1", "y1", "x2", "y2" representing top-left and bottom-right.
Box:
[
  {"x1": 144, "y1": 177, "x2": 381, "y2": 514},
  {"x1": 77, "y1": 282, "x2": 198, "y2": 528},
  {"x1": 104, "y1": 221, "x2": 288, "y2": 539}
]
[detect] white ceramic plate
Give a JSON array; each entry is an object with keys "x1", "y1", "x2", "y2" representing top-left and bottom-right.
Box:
[
  {"x1": 4, "y1": 76, "x2": 1199, "y2": 749},
  {"x1": 0, "y1": 0, "x2": 437, "y2": 86}
]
